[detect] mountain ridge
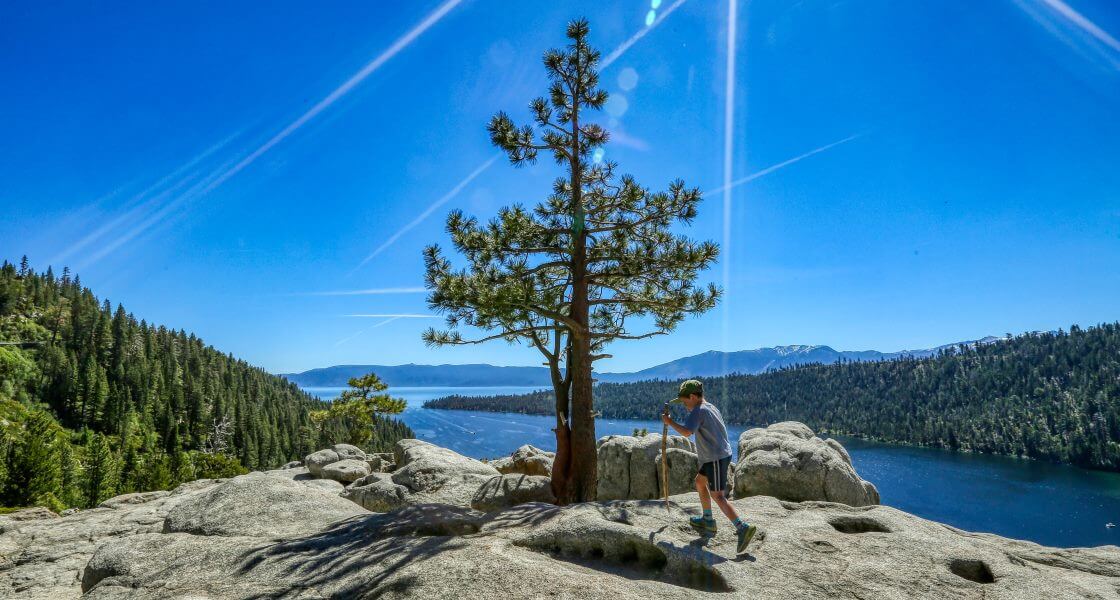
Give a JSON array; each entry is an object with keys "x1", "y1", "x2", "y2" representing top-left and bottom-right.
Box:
[{"x1": 282, "y1": 337, "x2": 1002, "y2": 388}]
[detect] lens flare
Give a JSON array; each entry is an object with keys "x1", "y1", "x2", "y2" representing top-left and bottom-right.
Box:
[
  {"x1": 606, "y1": 94, "x2": 630, "y2": 117},
  {"x1": 618, "y1": 67, "x2": 639, "y2": 91}
]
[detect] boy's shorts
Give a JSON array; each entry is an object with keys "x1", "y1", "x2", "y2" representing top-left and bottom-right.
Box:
[{"x1": 697, "y1": 455, "x2": 732, "y2": 493}]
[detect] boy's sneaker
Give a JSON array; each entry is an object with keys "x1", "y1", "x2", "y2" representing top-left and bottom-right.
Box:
[
  {"x1": 689, "y1": 515, "x2": 717, "y2": 535},
  {"x1": 736, "y1": 523, "x2": 758, "y2": 553}
]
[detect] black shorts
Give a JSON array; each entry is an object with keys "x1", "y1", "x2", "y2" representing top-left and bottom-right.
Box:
[{"x1": 697, "y1": 456, "x2": 732, "y2": 493}]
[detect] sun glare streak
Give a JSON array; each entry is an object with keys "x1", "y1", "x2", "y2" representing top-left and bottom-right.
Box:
[
  {"x1": 352, "y1": 3, "x2": 691, "y2": 273},
  {"x1": 601, "y1": 0, "x2": 689, "y2": 69},
  {"x1": 294, "y1": 287, "x2": 427, "y2": 297},
  {"x1": 1015, "y1": 0, "x2": 1120, "y2": 70},
  {"x1": 333, "y1": 315, "x2": 403, "y2": 347},
  {"x1": 50, "y1": 133, "x2": 238, "y2": 267},
  {"x1": 720, "y1": 0, "x2": 738, "y2": 401},
  {"x1": 342, "y1": 314, "x2": 438, "y2": 318},
  {"x1": 197, "y1": 0, "x2": 463, "y2": 198},
  {"x1": 65, "y1": 2, "x2": 462, "y2": 271},
  {"x1": 74, "y1": 150, "x2": 250, "y2": 270},
  {"x1": 1040, "y1": 0, "x2": 1120, "y2": 52},
  {"x1": 352, "y1": 155, "x2": 499, "y2": 273},
  {"x1": 704, "y1": 134, "x2": 864, "y2": 197}
]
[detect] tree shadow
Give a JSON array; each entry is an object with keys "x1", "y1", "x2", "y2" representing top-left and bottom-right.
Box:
[
  {"x1": 235, "y1": 504, "x2": 478, "y2": 597},
  {"x1": 234, "y1": 502, "x2": 561, "y2": 597}
]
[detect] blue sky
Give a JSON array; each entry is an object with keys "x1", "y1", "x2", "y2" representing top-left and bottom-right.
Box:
[{"x1": 2, "y1": 0, "x2": 1118, "y2": 374}]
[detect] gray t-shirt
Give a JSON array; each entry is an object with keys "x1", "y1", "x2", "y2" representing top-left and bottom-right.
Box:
[{"x1": 683, "y1": 401, "x2": 733, "y2": 464}]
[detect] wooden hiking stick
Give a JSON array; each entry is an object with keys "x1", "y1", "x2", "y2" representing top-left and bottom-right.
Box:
[{"x1": 661, "y1": 401, "x2": 671, "y2": 513}]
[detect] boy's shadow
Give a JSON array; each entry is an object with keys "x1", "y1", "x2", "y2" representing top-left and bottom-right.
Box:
[{"x1": 687, "y1": 532, "x2": 758, "y2": 562}]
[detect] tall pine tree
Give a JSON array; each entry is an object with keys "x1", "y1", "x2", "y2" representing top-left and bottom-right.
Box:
[{"x1": 423, "y1": 19, "x2": 719, "y2": 503}]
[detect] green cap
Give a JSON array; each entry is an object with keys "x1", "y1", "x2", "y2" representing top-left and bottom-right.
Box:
[{"x1": 676, "y1": 379, "x2": 703, "y2": 399}]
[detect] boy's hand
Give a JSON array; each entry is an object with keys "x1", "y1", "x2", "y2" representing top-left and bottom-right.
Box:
[{"x1": 661, "y1": 413, "x2": 672, "y2": 426}]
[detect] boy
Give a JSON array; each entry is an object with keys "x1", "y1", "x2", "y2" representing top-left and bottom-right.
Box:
[{"x1": 662, "y1": 379, "x2": 758, "y2": 553}]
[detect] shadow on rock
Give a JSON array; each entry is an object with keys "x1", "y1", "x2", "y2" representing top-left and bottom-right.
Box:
[{"x1": 235, "y1": 504, "x2": 484, "y2": 597}]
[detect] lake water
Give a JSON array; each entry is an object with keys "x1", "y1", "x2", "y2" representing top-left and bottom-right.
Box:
[{"x1": 303, "y1": 385, "x2": 1120, "y2": 548}]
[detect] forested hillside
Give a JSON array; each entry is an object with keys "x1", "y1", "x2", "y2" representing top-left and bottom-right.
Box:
[
  {"x1": 0, "y1": 259, "x2": 412, "y2": 511},
  {"x1": 427, "y1": 324, "x2": 1120, "y2": 471}
]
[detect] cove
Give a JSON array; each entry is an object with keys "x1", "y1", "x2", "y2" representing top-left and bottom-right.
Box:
[{"x1": 303, "y1": 385, "x2": 1120, "y2": 548}]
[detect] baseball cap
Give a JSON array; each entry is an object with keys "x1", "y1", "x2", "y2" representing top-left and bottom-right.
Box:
[{"x1": 671, "y1": 379, "x2": 703, "y2": 403}]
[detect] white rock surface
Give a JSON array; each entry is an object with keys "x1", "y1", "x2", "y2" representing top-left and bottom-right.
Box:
[
  {"x1": 471, "y1": 474, "x2": 556, "y2": 512},
  {"x1": 493, "y1": 444, "x2": 555, "y2": 477},
  {"x1": 332, "y1": 443, "x2": 366, "y2": 461},
  {"x1": 342, "y1": 439, "x2": 499, "y2": 512},
  {"x1": 304, "y1": 448, "x2": 340, "y2": 478},
  {"x1": 4, "y1": 439, "x2": 1119, "y2": 600},
  {"x1": 733, "y1": 421, "x2": 880, "y2": 506},
  {"x1": 321, "y1": 458, "x2": 372, "y2": 483},
  {"x1": 163, "y1": 472, "x2": 367, "y2": 538},
  {"x1": 597, "y1": 433, "x2": 697, "y2": 500},
  {"x1": 74, "y1": 489, "x2": 1120, "y2": 600}
]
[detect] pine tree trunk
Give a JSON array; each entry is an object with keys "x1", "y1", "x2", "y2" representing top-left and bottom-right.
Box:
[
  {"x1": 568, "y1": 333, "x2": 597, "y2": 502},
  {"x1": 566, "y1": 186, "x2": 597, "y2": 502},
  {"x1": 549, "y1": 58, "x2": 599, "y2": 504},
  {"x1": 550, "y1": 381, "x2": 572, "y2": 503}
]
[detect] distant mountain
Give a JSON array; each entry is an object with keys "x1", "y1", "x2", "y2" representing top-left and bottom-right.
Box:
[
  {"x1": 593, "y1": 338, "x2": 1001, "y2": 383},
  {"x1": 283, "y1": 338, "x2": 1000, "y2": 388},
  {"x1": 425, "y1": 326, "x2": 1120, "y2": 472},
  {"x1": 282, "y1": 363, "x2": 554, "y2": 388}
]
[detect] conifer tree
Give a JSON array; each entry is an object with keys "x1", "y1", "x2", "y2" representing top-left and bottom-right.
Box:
[
  {"x1": 0, "y1": 263, "x2": 414, "y2": 507},
  {"x1": 423, "y1": 19, "x2": 719, "y2": 502},
  {"x1": 83, "y1": 432, "x2": 118, "y2": 508},
  {"x1": 4, "y1": 410, "x2": 63, "y2": 508},
  {"x1": 59, "y1": 438, "x2": 82, "y2": 507},
  {"x1": 310, "y1": 373, "x2": 407, "y2": 449}
]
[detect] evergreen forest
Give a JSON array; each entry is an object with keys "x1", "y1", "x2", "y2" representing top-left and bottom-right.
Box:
[
  {"x1": 0, "y1": 259, "x2": 412, "y2": 511},
  {"x1": 427, "y1": 324, "x2": 1120, "y2": 471}
]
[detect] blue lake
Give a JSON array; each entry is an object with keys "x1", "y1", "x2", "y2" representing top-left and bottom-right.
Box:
[{"x1": 303, "y1": 385, "x2": 1120, "y2": 549}]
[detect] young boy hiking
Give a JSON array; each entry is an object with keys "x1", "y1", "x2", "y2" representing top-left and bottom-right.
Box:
[{"x1": 661, "y1": 379, "x2": 758, "y2": 553}]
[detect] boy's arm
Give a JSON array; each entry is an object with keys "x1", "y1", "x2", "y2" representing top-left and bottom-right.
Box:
[
  {"x1": 664, "y1": 417, "x2": 692, "y2": 437},
  {"x1": 661, "y1": 408, "x2": 701, "y2": 437}
]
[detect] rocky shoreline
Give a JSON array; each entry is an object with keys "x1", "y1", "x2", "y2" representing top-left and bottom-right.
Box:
[{"x1": 2, "y1": 423, "x2": 1118, "y2": 598}]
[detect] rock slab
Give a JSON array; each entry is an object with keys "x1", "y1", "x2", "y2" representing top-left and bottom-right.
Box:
[
  {"x1": 471, "y1": 474, "x2": 556, "y2": 512},
  {"x1": 597, "y1": 433, "x2": 697, "y2": 500},
  {"x1": 321, "y1": 458, "x2": 372, "y2": 483},
  {"x1": 342, "y1": 439, "x2": 499, "y2": 512},
  {"x1": 77, "y1": 489, "x2": 1120, "y2": 600},
  {"x1": 733, "y1": 421, "x2": 880, "y2": 506},
  {"x1": 492, "y1": 444, "x2": 555, "y2": 477},
  {"x1": 164, "y1": 471, "x2": 367, "y2": 538}
]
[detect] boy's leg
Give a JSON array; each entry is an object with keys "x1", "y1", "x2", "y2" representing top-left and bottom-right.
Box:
[
  {"x1": 711, "y1": 490, "x2": 740, "y2": 522},
  {"x1": 690, "y1": 473, "x2": 718, "y2": 534},
  {"x1": 709, "y1": 457, "x2": 758, "y2": 553},
  {"x1": 695, "y1": 473, "x2": 712, "y2": 511}
]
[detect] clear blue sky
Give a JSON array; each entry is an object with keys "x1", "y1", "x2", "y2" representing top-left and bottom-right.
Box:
[{"x1": 2, "y1": 0, "x2": 1118, "y2": 374}]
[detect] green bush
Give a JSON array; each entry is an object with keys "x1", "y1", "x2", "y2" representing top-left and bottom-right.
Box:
[{"x1": 191, "y1": 452, "x2": 248, "y2": 479}]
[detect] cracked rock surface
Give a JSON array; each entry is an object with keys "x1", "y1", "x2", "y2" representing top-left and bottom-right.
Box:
[{"x1": 4, "y1": 460, "x2": 1117, "y2": 599}]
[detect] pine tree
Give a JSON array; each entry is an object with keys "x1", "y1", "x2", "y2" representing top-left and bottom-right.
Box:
[
  {"x1": 83, "y1": 433, "x2": 118, "y2": 507},
  {"x1": 118, "y1": 441, "x2": 140, "y2": 495},
  {"x1": 0, "y1": 263, "x2": 412, "y2": 508},
  {"x1": 423, "y1": 19, "x2": 719, "y2": 503},
  {"x1": 59, "y1": 438, "x2": 82, "y2": 507},
  {"x1": 4, "y1": 410, "x2": 63, "y2": 509},
  {"x1": 309, "y1": 373, "x2": 406, "y2": 448}
]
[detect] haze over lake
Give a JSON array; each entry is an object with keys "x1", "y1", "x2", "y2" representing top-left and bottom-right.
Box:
[{"x1": 304, "y1": 385, "x2": 1120, "y2": 549}]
